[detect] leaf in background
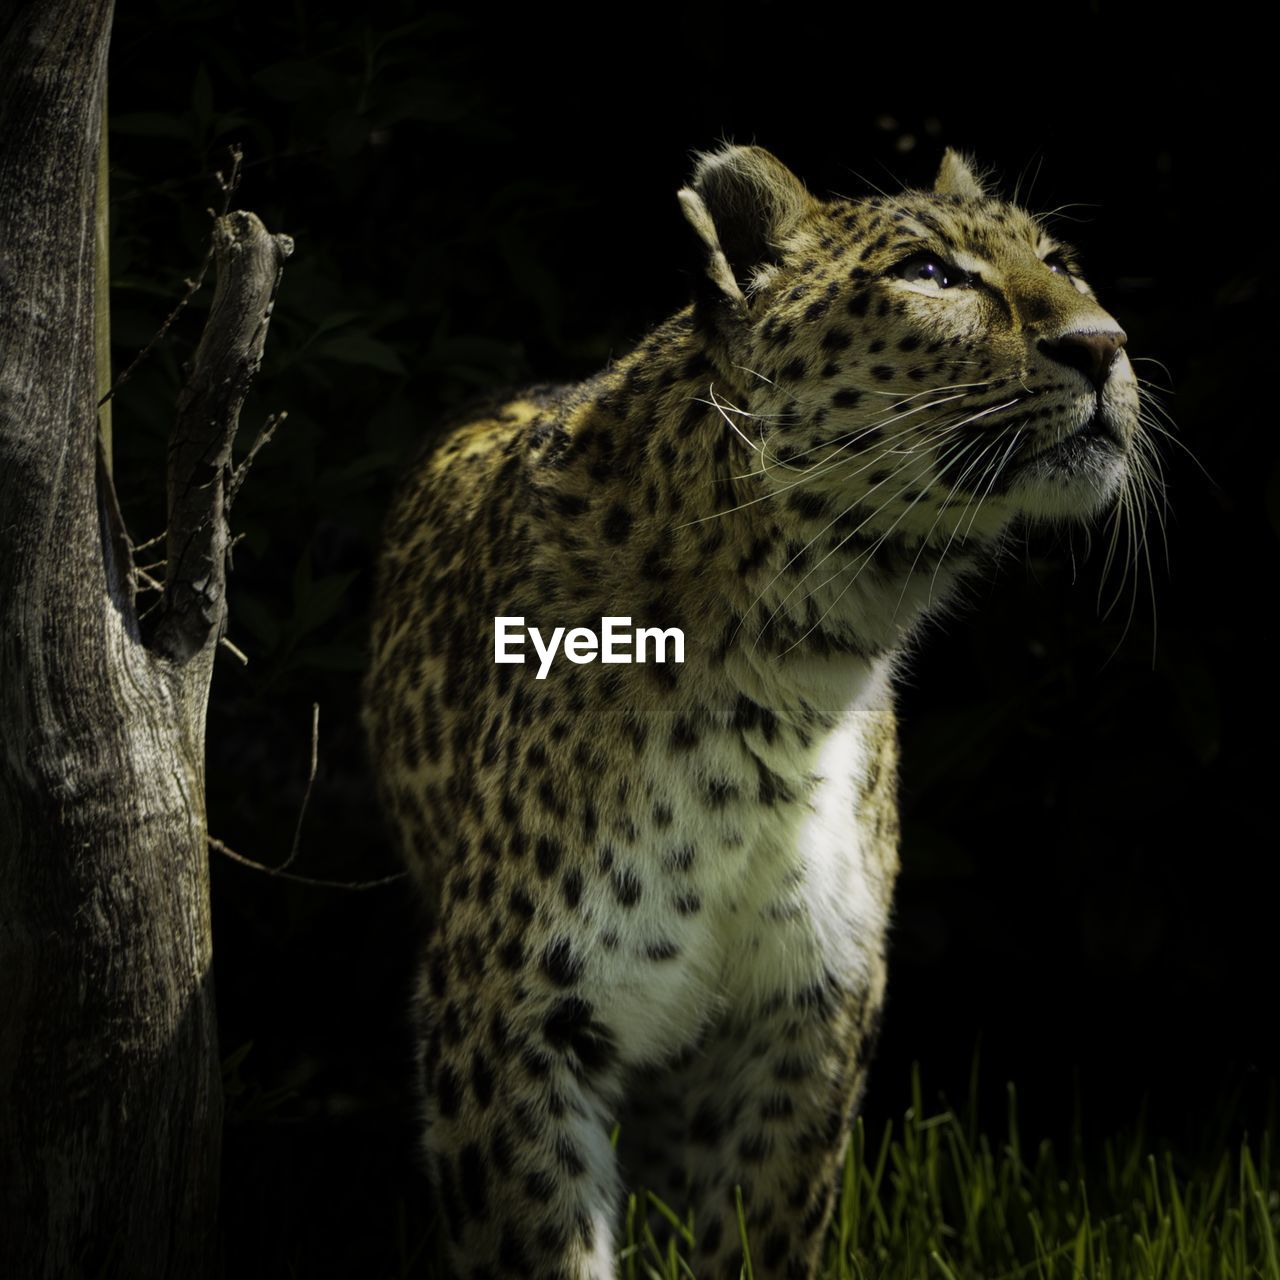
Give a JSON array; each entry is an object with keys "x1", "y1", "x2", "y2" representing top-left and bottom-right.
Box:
[
  {"x1": 374, "y1": 77, "x2": 469, "y2": 126},
  {"x1": 192, "y1": 64, "x2": 214, "y2": 130},
  {"x1": 316, "y1": 452, "x2": 400, "y2": 504},
  {"x1": 232, "y1": 591, "x2": 282, "y2": 649},
  {"x1": 252, "y1": 59, "x2": 340, "y2": 103},
  {"x1": 426, "y1": 334, "x2": 522, "y2": 385},
  {"x1": 500, "y1": 228, "x2": 564, "y2": 346},
  {"x1": 326, "y1": 108, "x2": 369, "y2": 159},
  {"x1": 110, "y1": 112, "x2": 191, "y2": 140},
  {"x1": 308, "y1": 310, "x2": 368, "y2": 340},
  {"x1": 314, "y1": 334, "x2": 407, "y2": 375},
  {"x1": 293, "y1": 644, "x2": 370, "y2": 674},
  {"x1": 210, "y1": 110, "x2": 251, "y2": 139},
  {"x1": 294, "y1": 570, "x2": 359, "y2": 635}
]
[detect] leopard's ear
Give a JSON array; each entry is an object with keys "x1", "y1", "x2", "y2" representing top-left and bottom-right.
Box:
[
  {"x1": 679, "y1": 145, "x2": 816, "y2": 307},
  {"x1": 934, "y1": 148, "x2": 988, "y2": 199}
]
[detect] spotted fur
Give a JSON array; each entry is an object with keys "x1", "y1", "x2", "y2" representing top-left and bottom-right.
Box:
[{"x1": 363, "y1": 146, "x2": 1142, "y2": 1279}]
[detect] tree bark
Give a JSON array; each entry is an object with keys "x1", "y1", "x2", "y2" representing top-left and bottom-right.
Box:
[{"x1": 0, "y1": 3, "x2": 290, "y2": 1274}]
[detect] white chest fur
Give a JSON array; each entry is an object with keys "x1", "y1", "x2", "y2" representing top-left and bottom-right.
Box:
[{"x1": 579, "y1": 659, "x2": 896, "y2": 1068}]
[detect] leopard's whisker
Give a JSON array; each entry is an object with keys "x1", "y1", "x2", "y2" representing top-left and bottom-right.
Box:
[
  {"x1": 1138, "y1": 412, "x2": 1214, "y2": 486},
  {"x1": 784, "y1": 478, "x2": 953, "y2": 657},
  {"x1": 874, "y1": 379, "x2": 994, "y2": 402},
  {"x1": 1098, "y1": 472, "x2": 1127, "y2": 598},
  {"x1": 1100, "y1": 460, "x2": 1142, "y2": 629},
  {"x1": 1117, "y1": 467, "x2": 1146, "y2": 659},
  {"x1": 745, "y1": 440, "x2": 954, "y2": 650},
  {"x1": 816, "y1": 431, "x2": 991, "y2": 631},
  {"x1": 891, "y1": 433, "x2": 997, "y2": 618},
  {"x1": 783, "y1": 421, "x2": 1008, "y2": 651},
  {"x1": 926, "y1": 427, "x2": 1019, "y2": 606},
  {"x1": 927, "y1": 430, "x2": 1017, "y2": 603},
  {"x1": 769, "y1": 386, "x2": 1023, "y2": 479},
  {"x1": 963, "y1": 424, "x2": 1023, "y2": 536},
  {"x1": 1036, "y1": 200, "x2": 1101, "y2": 224},
  {"x1": 753, "y1": 391, "x2": 975, "y2": 472},
  {"x1": 961, "y1": 424, "x2": 1026, "y2": 543},
  {"x1": 1099, "y1": 485, "x2": 1131, "y2": 622},
  {"x1": 684, "y1": 408, "x2": 963, "y2": 527},
  {"x1": 853, "y1": 367, "x2": 987, "y2": 399},
  {"x1": 748, "y1": 401, "x2": 1019, "y2": 645},
  {"x1": 1018, "y1": 153, "x2": 1046, "y2": 208},
  {"x1": 1130, "y1": 437, "x2": 1171, "y2": 646},
  {"x1": 731, "y1": 363, "x2": 777, "y2": 386},
  {"x1": 705, "y1": 383, "x2": 766, "y2": 458},
  {"x1": 739, "y1": 431, "x2": 962, "y2": 631},
  {"x1": 1130, "y1": 355, "x2": 1175, "y2": 383},
  {"x1": 692, "y1": 396, "x2": 795, "y2": 425},
  {"x1": 1130, "y1": 430, "x2": 1171, "y2": 573},
  {"x1": 1135, "y1": 458, "x2": 1161, "y2": 667},
  {"x1": 928, "y1": 425, "x2": 1025, "y2": 606}
]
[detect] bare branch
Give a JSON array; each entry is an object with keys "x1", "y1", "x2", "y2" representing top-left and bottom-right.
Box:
[
  {"x1": 98, "y1": 145, "x2": 243, "y2": 409},
  {"x1": 151, "y1": 210, "x2": 292, "y2": 664},
  {"x1": 207, "y1": 705, "x2": 401, "y2": 890},
  {"x1": 208, "y1": 837, "x2": 406, "y2": 892},
  {"x1": 227, "y1": 408, "x2": 288, "y2": 507},
  {"x1": 217, "y1": 637, "x2": 248, "y2": 665},
  {"x1": 281, "y1": 702, "x2": 320, "y2": 870}
]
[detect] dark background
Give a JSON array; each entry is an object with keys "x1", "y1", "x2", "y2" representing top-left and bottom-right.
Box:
[{"x1": 101, "y1": 2, "x2": 1274, "y2": 1272}]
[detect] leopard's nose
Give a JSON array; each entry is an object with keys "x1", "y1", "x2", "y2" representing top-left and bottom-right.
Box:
[{"x1": 1037, "y1": 329, "x2": 1127, "y2": 391}]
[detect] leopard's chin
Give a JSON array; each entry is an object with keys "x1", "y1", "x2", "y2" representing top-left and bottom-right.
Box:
[{"x1": 1007, "y1": 412, "x2": 1131, "y2": 523}]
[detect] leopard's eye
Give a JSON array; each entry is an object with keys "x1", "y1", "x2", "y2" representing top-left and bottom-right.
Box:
[
  {"x1": 1044, "y1": 251, "x2": 1075, "y2": 279},
  {"x1": 891, "y1": 252, "x2": 964, "y2": 290}
]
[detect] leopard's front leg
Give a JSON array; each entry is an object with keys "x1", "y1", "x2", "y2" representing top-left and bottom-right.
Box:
[
  {"x1": 414, "y1": 921, "x2": 625, "y2": 1280},
  {"x1": 677, "y1": 963, "x2": 887, "y2": 1280},
  {"x1": 669, "y1": 703, "x2": 899, "y2": 1278}
]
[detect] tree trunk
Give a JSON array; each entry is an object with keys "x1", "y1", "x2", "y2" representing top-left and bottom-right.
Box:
[{"x1": 0, "y1": 3, "x2": 290, "y2": 1274}]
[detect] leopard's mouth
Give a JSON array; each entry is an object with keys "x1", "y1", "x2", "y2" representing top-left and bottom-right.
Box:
[
  {"x1": 1017, "y1": 410, "x2": 1126, "y2": 476},
  {"x1": 998, "y1": 408, "x2": 1130, "y2": 520}
]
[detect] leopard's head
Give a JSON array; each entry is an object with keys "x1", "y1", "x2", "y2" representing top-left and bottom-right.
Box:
[{"x1": 680, "y1": 145, "x2": 1144, "y2": 539}]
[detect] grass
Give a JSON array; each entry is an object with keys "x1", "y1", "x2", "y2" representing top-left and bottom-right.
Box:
[{"x1": 611, "y1": 1071, "x2": 1280, "y2": 1280}]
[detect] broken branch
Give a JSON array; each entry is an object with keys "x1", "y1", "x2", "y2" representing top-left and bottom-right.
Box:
[{"x1": 150, "y1": 210, "x2": 292, "y2": 664}]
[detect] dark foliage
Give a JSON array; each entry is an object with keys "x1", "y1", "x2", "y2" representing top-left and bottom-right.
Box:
[{"x1": 102, "y1": 2, "x2": 1274, "y2": 1271}]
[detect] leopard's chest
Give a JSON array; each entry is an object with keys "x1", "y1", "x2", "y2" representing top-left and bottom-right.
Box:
[{"x1": 577, "y1": 662, "x2": 898, "y2": 1067}]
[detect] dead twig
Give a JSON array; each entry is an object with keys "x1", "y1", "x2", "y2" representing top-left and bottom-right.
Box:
[
  {"x1": 218, "y1": 637, "x2": 248, "y2": 665},
  {"x1": 281, "y1": 702, "x2": 319, "y2": 870},
  {"x1": 227, "y1": 409, "x2": 288, "y2": 507},
  {"x1": 208, "y1": 836, "x2": 405, "y2": 891},
  {"x1": 98, "y1": 146, "x2": 243, "y2": 408},
  {"x1": 206, "y1": 705, "x2": 399, "y2": 889},
  {"x1": 150, "y1": 206, "x2": 293, "y2": 664}
]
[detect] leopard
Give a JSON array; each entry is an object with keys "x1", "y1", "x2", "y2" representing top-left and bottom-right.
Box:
[{"x1": 362, "y1": 144, "x2": 1144, "y2": 1279}]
